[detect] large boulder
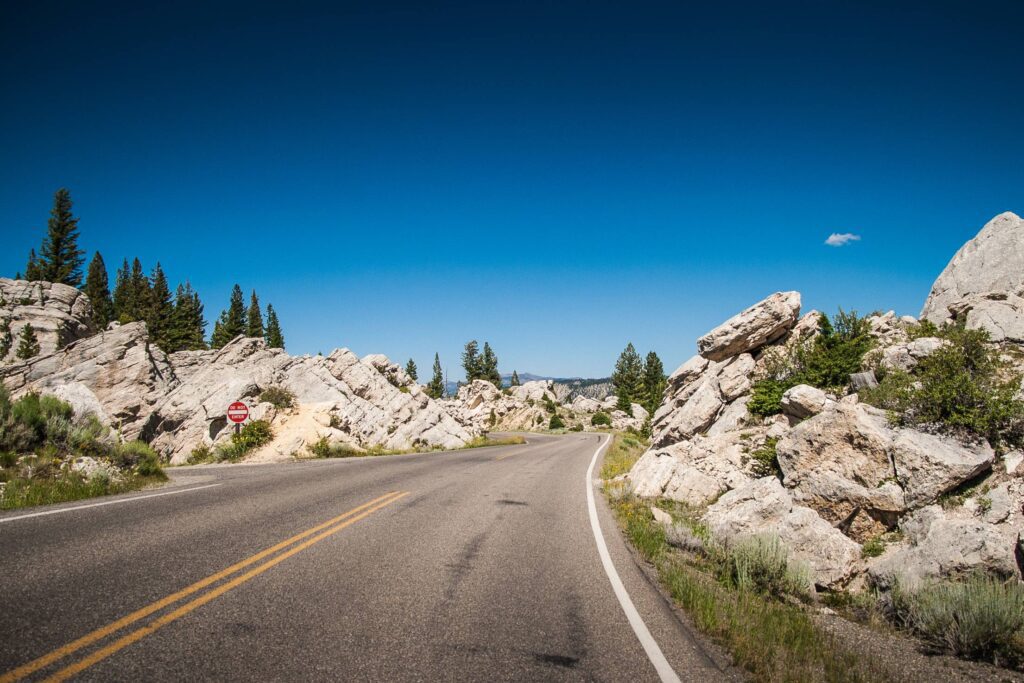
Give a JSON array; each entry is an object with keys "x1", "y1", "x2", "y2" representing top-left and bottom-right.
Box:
[
  {"x1": 879, "y1": 337, "x2": 947, "y2": 373},
  {"x1": 704, "y1": 477, "x2": 862, "y2": 589},
  {"x1": 869, "y1": 504, "x2": 1021, "y2": 587},
  {"x1": 651, "y1": 376, "x2": 724, "y2": 447},
  {"x1": 921, "y1": 211, "x2": 1024, "y2": 342},
  {"x1": 890, "y1": 431, "x2": 994, "y2": 508},
  {"x1": 697, "y1": 291, "x2": 801, "y2": 361},
  {"x1": 780, "y1": 384, "x2": 828, "y2": 420},
  {"x1": 0, "y1": 278, "x2": 95, "y2": 362},
  {"x1": 776, "y1": 402, "x2": 904, "y2": 539}
]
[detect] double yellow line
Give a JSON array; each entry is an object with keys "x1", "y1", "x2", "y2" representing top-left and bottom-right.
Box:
[{"x1": 2, "y1": 490, "x2": 409, "y2": 683}]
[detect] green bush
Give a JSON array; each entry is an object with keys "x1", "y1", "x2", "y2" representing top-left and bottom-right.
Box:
[
  {"x1": 591, "y1": 411, "x2": 612, "y2": 427},
  {"x1": 259, "y1": 386, "x2": 296, "y2": 409},
  {"x1": 232, "y1": 420, "x2": 273, "y2": 453},
  {"x1": 721, "y1": 535, "x2": 811, "y2": 600},
  {"x1": 111, "y1": 440, "x2": 162, "y2": 475},
  {"x1": 569, "y1": 424, "x2": 583, "y2": 432},
  {"x1": 748, "y1": 437, "x2": 779, "y2": 477},
  {"x1": 891, "y1": 574, "x2": 1024, "y2": 665},
  {"x1": 861, "y1": 326, "x2": 1024, "y2": 448},
  {"x1": 748, "y1": 310, "x2": 874, "y2": 417},
  {"x1": 549, "y1": 415, "x2": 565, "y2": 429},
  {"x1": 187, "y1": 444, "x2": 215, "y2": 465}
]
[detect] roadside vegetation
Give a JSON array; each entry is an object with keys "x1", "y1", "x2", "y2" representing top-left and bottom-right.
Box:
[
  {"x1": 187, "y1": 419, "x2": 275, "y2": 464},
  {"x1": 860, "y1": 324, "x2": 1024, "y2": 449},
  {"x1": 600, "y1": 432, "x2": 885, "y2": 682},
  {"x1": 0, "y1": 385, "x2": 166, "y2": 510}
]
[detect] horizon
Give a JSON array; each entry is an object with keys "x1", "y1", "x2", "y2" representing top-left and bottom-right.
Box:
[{"x1": 3, "y1": 1, "x2": 1022, "y2": 379}]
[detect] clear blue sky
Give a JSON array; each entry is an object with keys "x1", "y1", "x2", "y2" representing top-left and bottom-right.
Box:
[{"x1": 2, "y1": 1, "x2": 1022, "y2": 379}]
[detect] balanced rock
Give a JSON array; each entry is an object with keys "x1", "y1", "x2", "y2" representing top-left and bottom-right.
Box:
[{"x1": 697, "y1": 291, "x2": 801, "y2": 361}]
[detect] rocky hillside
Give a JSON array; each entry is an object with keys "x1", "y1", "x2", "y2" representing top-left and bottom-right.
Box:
[
  {"x1": 0, "y1": 278, "x2": 95, "y2": 361},
  {"x1": 625, "y1": 211, "x2": 1024, "y2": 592},
  {"x1": 0, "y1": 294, "x2": 475, "y2": 463}
]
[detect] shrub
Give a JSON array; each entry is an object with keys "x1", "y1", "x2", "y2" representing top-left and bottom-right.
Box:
[
  {"x1": 259, "y1": 386, "x2": 296, "y2": 409},
  {"x1": 187, "y1": 444, "x2": 215, "y2": 465},
  {"x1": 232, "y1": 420, "x2": 273, "y2": 453},
  {"x1": 906, "y1": 319, "x2": 939, "y2": 340},
  {"x1": 748, "y1": 437, "x2": 779, "y2": 477},
  {"x1": 306, "y1": 437, "x2": 362, "y2": 458},
  {"x1": 549, "y1": 415, "x2": 565, "y2": 429},
  {"x1": 591, "y1": 411, "x2": 612, "y2": 427},
  {"x1": 748, "y1": 379, "x2": 791, "y2": 417},
  {"x1": 860, "y1": 536, "x2": 886, "y2": 558},
  {"x1": 861, "y1": 325, "x2": 1024, "y2": 448},
  {"x1": 722, "y1": 535, "x2": 811, "y2": 600},
  {"x1": 111, "y1": 440, "x2": 161, "y2": 471},
  {"x1": 891, "y1": 574, "x2": 1024, "y2": 665}
]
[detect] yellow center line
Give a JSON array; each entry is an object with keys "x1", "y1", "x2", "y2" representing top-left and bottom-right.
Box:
[
  {"x1": 43, "y1": 491, "x2": 409, "y2": 683},
  {"x1": 0, "y1": 491, "x2": 405, "y2": 683}
]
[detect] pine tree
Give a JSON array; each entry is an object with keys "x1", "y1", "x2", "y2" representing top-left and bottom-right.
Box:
[
  {"x1": 114, "y1": 257, "x2": 150, "y2": 323},
  {"x1": 642, "y1": 351, "x2": 667, "y2": 414},
  {"x1": 264, "y1": 304, "x2": 285, "y2": 349},
  {"x1": 83, "y1": 252, "x2": 114, "y2": 329},
  {"x1": 247, "y1": 290, "x2": 264, "y2": 338},
  {"x1": 144, "y1": 263, "x2": 174, "y2": 349},
  {"x1": 220, "y1": 284, "x2": 247, "y2": 341},
  {"x1": 24, "y1": 249, "x2": 43, "y2": 281},
  {"x1": 112, "y1": 258, "x2": 130, "y2": 321},
  {"x1": 511, "y1": 370, "x2": 520, "y2": 386},
  {"x1": 0, "y1": 318, "x2": 12, "y2": 359},
  {"x1": 170, "y1": 282, "x2": 207, "y2": 351},
  {"x1": 37, "y1": 188, "x2": 85, "y2": 286},
  {"x1": 612, "y1": 343, "x2": 644, "y2": 414},
  {"x1": 405, "y1": 358, "x2": 418, "y2": 382},
  {"x1": 427, "y1": 353, "x2": 445, "y2": 398},
  {"x1": 481, "y1": 342, "x2": 501, "y2": 387},
  {"x1": 210, "y1": 315, "x2": 230, "y2": 349},
  {"x1": 16, "y1": 324, "x2": 40, "y2": 359},
  {"x1": 461, "y1": 340, "x2": 481, "y2": 382}
]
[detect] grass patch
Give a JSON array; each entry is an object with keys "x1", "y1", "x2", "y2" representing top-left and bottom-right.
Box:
[
  {"x1": 600, "y1": 432, "x2": 647, "y2": 480},
  {"x1": 304, "y1": 434, "x2": 528, "y2": 459},
  {"x1": 1, "y1": 472, "x2": 165, "y2": 510}
]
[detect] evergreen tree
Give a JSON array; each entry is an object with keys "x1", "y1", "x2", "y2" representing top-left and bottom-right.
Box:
[
  {"x1": 37, "y1": 188, "x2": 85, "y2": 286},
  {"x1": 642, "y1": 351, "x2": 667, "y2": 414},
  {"x1": 210, "y1": 315, "x2": 230, "y2": 349},
  {"x1": 215, "y1": 284, "x2": 247, "y2": 344},
  {"x1": 405, "y1": 358, "x2": 418, "y2": 382},
  {"x1": 0, "y1": 318, "x2": 12, "y2": 359},
  {"x1": 83, "y1": 252, "x2": 114, "y2": 329},
  {"x1": 511, "y1": 370, "x2": 520, "y2": 386},
  {"x1": 461, "y1": 340, "x2": 482, "y2": 382},
  {"x1": 113, "y1": 257, "x2": 150, "y2": 323},
  {"x1": 612, "y1": 342, "x2": 644, "y2": 414},
  {"x1": 16, "y1": 324, "x2": 40, "y2": 359},
  {"x1": 168, "y1": 282, "x2": 207, "y2": 352},
  {"x1": 264, "y1": 304, "x2": 285, "y2": 349},
  {"x1": 112, "y1": 258, "x2": 130, "y2": 320},
  {"x1": 146, "y1": 263, "x2": 174, "y2": 349},
  {"x1": 247, "y1": 290, "x2": 264, "y2": 338},
  {"x1": 24, "y1": 249, "x2": 43, "y2": 281},
  {"x1": 481, "y1": 342, "x2": 501, "y2": 387},
  {"x1": 427, "y1": 353, "x2": 445, "y2": 398}
]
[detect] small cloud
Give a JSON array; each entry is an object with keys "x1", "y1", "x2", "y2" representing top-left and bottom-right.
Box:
[{"x1": 825, "y1": 232, "x2": 861, "y2": 247}]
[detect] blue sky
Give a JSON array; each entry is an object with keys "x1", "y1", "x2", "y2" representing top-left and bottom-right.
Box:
[{"x1": 2, "y1": 1, "x2": 1022, "y2": 379}]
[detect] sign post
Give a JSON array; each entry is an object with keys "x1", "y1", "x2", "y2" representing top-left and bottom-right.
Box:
[{"x1": 227, "y1": 401, "x2": 249, "y2": 435}]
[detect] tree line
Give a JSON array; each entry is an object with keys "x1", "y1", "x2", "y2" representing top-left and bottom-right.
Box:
[
  {"x1": 612, "y1": 343, "x2": 666, "y2": 416},
  {"x1": 7, "y1": 188, "x2": 286, "y2": 358}
]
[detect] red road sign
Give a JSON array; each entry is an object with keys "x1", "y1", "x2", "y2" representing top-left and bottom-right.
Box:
[{"x1": 227, "y1": 401, "x2": 249, "y2": 424}]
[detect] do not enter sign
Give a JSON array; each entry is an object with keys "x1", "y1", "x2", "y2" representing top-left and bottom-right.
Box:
[{"x1": 227, "y1": 401, "x2": 249, "y2": 424}]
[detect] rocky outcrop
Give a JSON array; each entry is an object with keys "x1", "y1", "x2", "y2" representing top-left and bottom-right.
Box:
[
  {"x1": 879, "y1": 337, "x2": 947, "y2": 372},
  {"x1": 0, "y1": 322, "x2": 174, "y2": 438},
  {"x1": 890, "y1": 431, "x2": 994, "y2": 509},
  {"x1": 0, "y1": 278, "x2": 95, "y2": 362},
  {"x1": 921, "y1": 211, "x2": 1024, "y2": 342},
  {"x1": 0, "y1": 322, "x2": 474, "y2": 463},
  {"x1": 780, "y1": 384, "x2": 828, "y2": 420},
  {"x1": 697, "y1": 291, "x2": 801, "y2": 361}
]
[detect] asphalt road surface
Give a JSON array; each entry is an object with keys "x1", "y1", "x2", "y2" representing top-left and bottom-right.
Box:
[{"x1": 0, "y1": 433, "x2": 734, "y2": 682}]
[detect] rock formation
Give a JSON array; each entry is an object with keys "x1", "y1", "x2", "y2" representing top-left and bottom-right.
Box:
[
  {"x1": 0, "y1": 278, "x2": 95, "y2": 362},
  {"x1": 0, "y1": 321, "x2": 475, "y2": 464},
  {"x1": 921, "y1": 211, "x2": 1024, "y2": 342},
  {"x1": 626, "y1": 221, "x2": 1024, "y2": 591}
]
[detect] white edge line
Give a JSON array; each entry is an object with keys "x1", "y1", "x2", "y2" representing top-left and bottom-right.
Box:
[
  {"x1": 586, "y1": 434, "x2": 682, "y2": 683},
  {"x1": 0, "y1": 483, "x2": 223, "y2": 524}
]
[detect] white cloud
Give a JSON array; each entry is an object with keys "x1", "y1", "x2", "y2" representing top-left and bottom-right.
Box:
[{"x1": 825, "y1": 232, "x2": 861, "y2": 247}]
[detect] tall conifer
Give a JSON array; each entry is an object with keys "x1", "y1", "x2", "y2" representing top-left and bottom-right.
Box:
[
  {"x1": 427, "y1": 353, "x2": 445, "y2": 398},
  {"x1": 38, "y1": 188, "x2": 85, "y2": 286},
  {"x1": 264, "y1": 304, "x2": 285, "y2": 349},
  {"x1": 247, "y1": 290, "x2": 264, "y2": 338},
  {"x1": 83, "y1": 252, "x2": 114, "y2": 329}
]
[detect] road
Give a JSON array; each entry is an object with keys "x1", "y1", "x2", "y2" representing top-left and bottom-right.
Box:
[{"x1": 0, "y1": 433, "x2": 733, "y2": 682}]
